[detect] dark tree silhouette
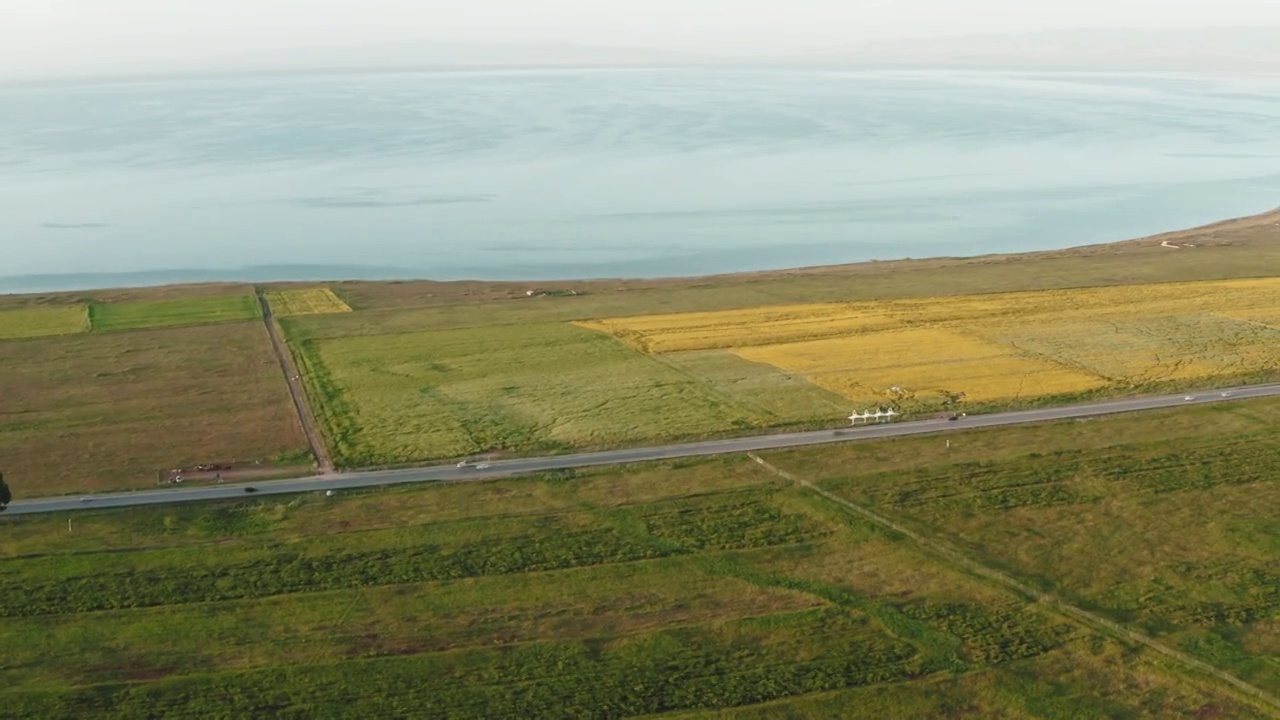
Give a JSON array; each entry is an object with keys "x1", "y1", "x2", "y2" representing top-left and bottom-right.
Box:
[{"x1": 0, "y1": 472, "x2": 10, "y2": 512}]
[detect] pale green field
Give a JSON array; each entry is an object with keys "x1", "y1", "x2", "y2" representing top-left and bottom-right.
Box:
[
  {"x1": 294, "y1": 322, "x2": 797, "y2": 466},
  {"x1": 89, "y1": 295, "x2": 260, "y2": 332},
  {"x1": 0, "y1": 305, "x2": 88, "y2": 340}
]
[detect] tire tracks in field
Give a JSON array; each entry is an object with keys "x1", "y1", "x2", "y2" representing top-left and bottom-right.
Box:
[
  {"x1": 256, "y1": 289, "x2": 334, "y2": 473},
  {"x1": 747, "y1": 453, "x2": 1280, "y2": 713}
]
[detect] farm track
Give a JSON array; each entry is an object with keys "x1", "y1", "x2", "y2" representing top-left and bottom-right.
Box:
[
  {"x1": 255, "y1": 289, "x2": 334, "y2": 473},
  {"x1": 746, "y1": 454, "x2": 1280, "y2": 712}
]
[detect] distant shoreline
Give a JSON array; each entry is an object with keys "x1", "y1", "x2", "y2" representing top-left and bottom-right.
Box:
[
  {"x1": 5, "y1": 63, "x2": 1279, "y2": 89},
  {"x1": 3, "y1": 207, "x2": 1277, "y2": 298}
]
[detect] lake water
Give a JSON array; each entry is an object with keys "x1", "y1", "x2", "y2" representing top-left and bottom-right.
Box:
[{"x1": 2, "y1": 68, "x2": 1279, "y2": 293}]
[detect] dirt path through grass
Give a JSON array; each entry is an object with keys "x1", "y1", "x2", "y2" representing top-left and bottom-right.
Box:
[
  {"x1": 747, "y1": 453, "x2": 1280, "y2": 713},
  {"x1": 256, "y1": 289, "x2": 333, "y2": 473}
]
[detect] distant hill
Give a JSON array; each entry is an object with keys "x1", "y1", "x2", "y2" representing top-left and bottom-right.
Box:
[{"x1": 793, "y1": 26, "x2": 1280, "y2": 71}]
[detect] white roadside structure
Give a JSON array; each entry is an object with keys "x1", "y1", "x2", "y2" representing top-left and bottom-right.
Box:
[{"x1": 849, "y1": 408, "x2": 899, "y2": 425}]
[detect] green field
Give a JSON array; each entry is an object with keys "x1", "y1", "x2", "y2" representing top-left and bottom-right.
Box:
[
  {"x1": 0, "y1": 400, "x2": 1275, "y2": 717},
  {"x1": 268, "y1": 210, "x2": 1280, "y2": 470},
  {"x1": 293, "y1": 321, "x2": 810, "y2": 467},
  {"x1": 89, "y1": 294, "x2": 261, "y2": 332},
  {"x1": 762, "y1": 398, "x2": 1280, "y2": 697},
  {"x1": 0, "y1": 305, "x2": 89, "y2": 340}
]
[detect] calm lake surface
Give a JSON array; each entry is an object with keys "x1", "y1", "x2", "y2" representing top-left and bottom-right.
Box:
[{"x1": 2, "y1": 68, "x2": 1279, "y2": 293}]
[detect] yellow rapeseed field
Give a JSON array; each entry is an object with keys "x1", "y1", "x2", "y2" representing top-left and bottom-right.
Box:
[
  {"x1": 266, "y1": 288, "x2": 352, "y2": 317},
  {"x1": 580, "y1": 277, "x2": 1280, "y2": 405}
]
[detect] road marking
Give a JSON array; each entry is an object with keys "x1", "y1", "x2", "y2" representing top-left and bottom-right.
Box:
[{"x1": 747, "y1": 453, "x2": 1280, "y2": 712}]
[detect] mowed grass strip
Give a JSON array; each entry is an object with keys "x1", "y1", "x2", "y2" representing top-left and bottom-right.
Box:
[
  {"x1": 0, "y1": 305, "x2": 89, "y2": 340},
  {"x1": 296, "y1": 322, "x2": 774, "y2": 466},
  {"x1": 89, "y1": 294, "x2": 260, "y2": 332},
  {"x1": 265, "y1": 288, "x2": 351, "y2": 317}
]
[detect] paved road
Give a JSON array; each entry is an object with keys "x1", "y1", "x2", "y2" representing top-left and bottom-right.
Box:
[{"x1": 6, "y1": 383, "x2": 1279, "y2": 517}]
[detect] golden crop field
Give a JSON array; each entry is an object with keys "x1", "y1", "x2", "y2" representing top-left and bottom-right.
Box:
[
  {"x1": 736, "y1": 329, "x2": 1105, "y2": 403},
  {"x1": 0, "y1": 305, "x2": 89, "y2": 340},
  {"x1": 266, "y1": 288, "x2": 352, "y2": 317},
  {"x1": 581, "y1": 277, "x2": 1280, "y2": 406},
  {"x1": 576, "y1": 304, "x2": 897, "y2": 353}
]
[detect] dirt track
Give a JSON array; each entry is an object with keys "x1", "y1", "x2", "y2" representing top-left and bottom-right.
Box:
[{"x1": 256, "y1": 290, "x2": 334, "y2": 473}]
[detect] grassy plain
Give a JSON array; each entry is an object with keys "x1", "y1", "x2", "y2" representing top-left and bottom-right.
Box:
[
  {"x1": 0, "y1": 305, "x2": 88, "y2": 340},
  {"x1": 288, "y1": 274, "x2": 1280, "y2": 468},
  {"x1": 291, "y1": 322, "x2": 787, "y2": 466},
  {"x1": 89, "y1": 294, "x2": 260, "y2": 331},
  {"x1": 265, "y1": 287, "x2": 352, "y2": 316},
  {"x1": 0, "y1": 322, "x2": 310, "y2": 494},
  {"x1": 762, "y1": 397, "x2": 1280, "y2": 697},
  {"x1": 0, "y1": 402, "x2": 1275, "y2": 717},
  {"x1": 585, "y1": 277, "x2": 1280, "y2": 408}
]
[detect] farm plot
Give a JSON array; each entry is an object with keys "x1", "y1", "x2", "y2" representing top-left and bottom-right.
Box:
[
  {"x1": 264, "y1": 288, "x2": 351, "y2": 317},
  {"x1": 0, "y1": 435, "x2": 1268, "y2": 718},
  {"x1": 0, "y1": 321, "x2": 309, "y2": 493},
  {"x1": 979, "y1": 314, "x2": 1280, "y2": 383},
  {"x1": 0, "y1": 305, "x2": 88, "y2": 340},
  {"x1": 581, "y1": 277, "x2": 1280, "y2": 407},
  {"x1": 576, "y1": 303, "x2": 897, "y2": 353},
  {"x1": 781, "y1": 414, "x2": 1280, "y2": 694},
  {"x1": 735, "y1": 329, "x2": 1104, "y2": 404},
  {"x1": 89, "y1": 294, "x2": 260, "y2": 332},
  {"x1": 295, "y1": 322, "x2": 775, "y2": 467}
]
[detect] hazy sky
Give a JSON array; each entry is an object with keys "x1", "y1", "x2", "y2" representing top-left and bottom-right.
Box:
[{"x1": 4, "y1": 0, "x2": 1280, "y2": 78}]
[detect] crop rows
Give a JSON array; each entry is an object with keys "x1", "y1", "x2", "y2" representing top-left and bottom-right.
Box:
[
  {"x1": 827, "y1": 432, "x2": 1280, "y2": 513},
  {"x1": 6, "y1": 610, "x2": 921, "y2": 719},
  {"x1": 1104, "y1": 565, "x2": 1280, "y2": 631},
  {"x1": 898, "y1": 602, "x2": 1072, "y2": 665},
  {"x1": 830, "y1": 457, "x2": 1088, "y2": 513},
  {"x1": 635, "y1": 496, "x2": 823, "y2": 551},
  {"x1": 0, "y1": 527, "x2": 672, "y2": 618}
]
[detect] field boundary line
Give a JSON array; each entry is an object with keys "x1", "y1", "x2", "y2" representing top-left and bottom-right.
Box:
[
  {"x1": 256, "y1": 289, "x2": 334, "y2": 473},
  {"x1": 746, "y1": 453, "x2": 1280, "y2": 712}
]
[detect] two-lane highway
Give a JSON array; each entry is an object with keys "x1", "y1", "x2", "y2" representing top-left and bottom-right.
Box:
[{"x1": 6, "y1": 382, "x2": 1279, "y2": 516}]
